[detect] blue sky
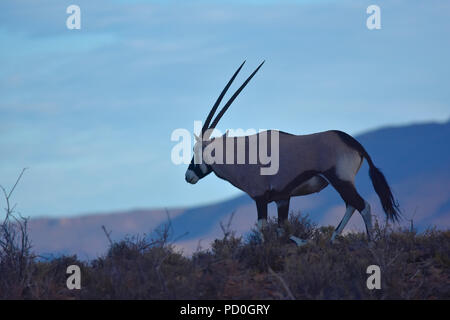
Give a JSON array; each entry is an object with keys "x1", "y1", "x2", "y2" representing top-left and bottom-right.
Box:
[{"x1": 0, "y1": 0, "x2": 449, "y2": 217}]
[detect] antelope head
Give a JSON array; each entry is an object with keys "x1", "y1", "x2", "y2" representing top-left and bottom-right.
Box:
[{"x1": 185, "y1": 60, "x2": 264, "y2": 184}]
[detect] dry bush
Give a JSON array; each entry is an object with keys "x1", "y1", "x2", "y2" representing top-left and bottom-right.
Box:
[
  {"x1": 0, "y1": 169, "x2": 35, "y2": 299},
  {"x1": 80, "y1": 216, "x2": 195, "y2": 299},
  {"x1": 0, "y1": 191, "x2": 448, "y2": 300}
]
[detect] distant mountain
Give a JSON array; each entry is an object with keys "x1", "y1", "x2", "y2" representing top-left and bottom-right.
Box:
[{"x1": 28, "y1": 120, "x2": 450, "y2": 259}]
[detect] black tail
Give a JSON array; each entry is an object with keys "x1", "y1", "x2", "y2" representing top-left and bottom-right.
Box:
[
  {"x1": 368, "y1": 164, "x2": 401, "y2": 222},
  {"x1": 333, "y1": 131, "x2": 401, "y2": 222}
]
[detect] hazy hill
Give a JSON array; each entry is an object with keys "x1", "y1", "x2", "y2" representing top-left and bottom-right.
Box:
[{"x1": 28, "y1": 120, "x2": 450, "y2": 258}]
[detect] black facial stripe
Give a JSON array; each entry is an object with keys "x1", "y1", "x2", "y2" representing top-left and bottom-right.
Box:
[
  {"x1": 189, "y1": 163, "x2": 208, "y2": 178},
  {"x1": 193, "y1": 164, "x2": 205, "y2": 177}
]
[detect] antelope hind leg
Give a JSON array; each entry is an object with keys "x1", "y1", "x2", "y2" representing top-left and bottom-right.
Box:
[{"x1": 330, "y1": 205, "x2": 356, "y2": 243}]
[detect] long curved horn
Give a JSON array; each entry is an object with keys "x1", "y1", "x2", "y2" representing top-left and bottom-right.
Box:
[
  {"x1": 206, "y1": 60, "x2": 265, "y2": 138},
  {"x1": 201, "y1": 61, "x2": 246, "y2": 135}
]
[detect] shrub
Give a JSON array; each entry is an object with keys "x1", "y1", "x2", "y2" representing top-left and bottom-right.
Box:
[{"x1": 1, "y1": 192, "x2": 448, "y2": 299}]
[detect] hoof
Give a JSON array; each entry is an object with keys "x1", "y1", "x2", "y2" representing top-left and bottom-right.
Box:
[
  {"x1": 330, "y1": 238, "x2": 341, "y2": 245},
  {"x1": 289, "y1": 235, "x2": 308, "y2": 246}
]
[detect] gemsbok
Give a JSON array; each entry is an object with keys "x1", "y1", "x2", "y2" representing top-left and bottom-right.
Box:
[{"x1": 185, "y1": 61, "x2": 400, "y2": 245}]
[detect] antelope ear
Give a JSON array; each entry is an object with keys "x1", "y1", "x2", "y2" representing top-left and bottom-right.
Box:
[{"x1": 194, "y1": 133, "x2": 202, "y2": 142}]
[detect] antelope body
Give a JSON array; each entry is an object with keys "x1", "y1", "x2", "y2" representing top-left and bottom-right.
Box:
[{"x1": 185, "y1": 61, "x2": 400, "y2": 244}]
